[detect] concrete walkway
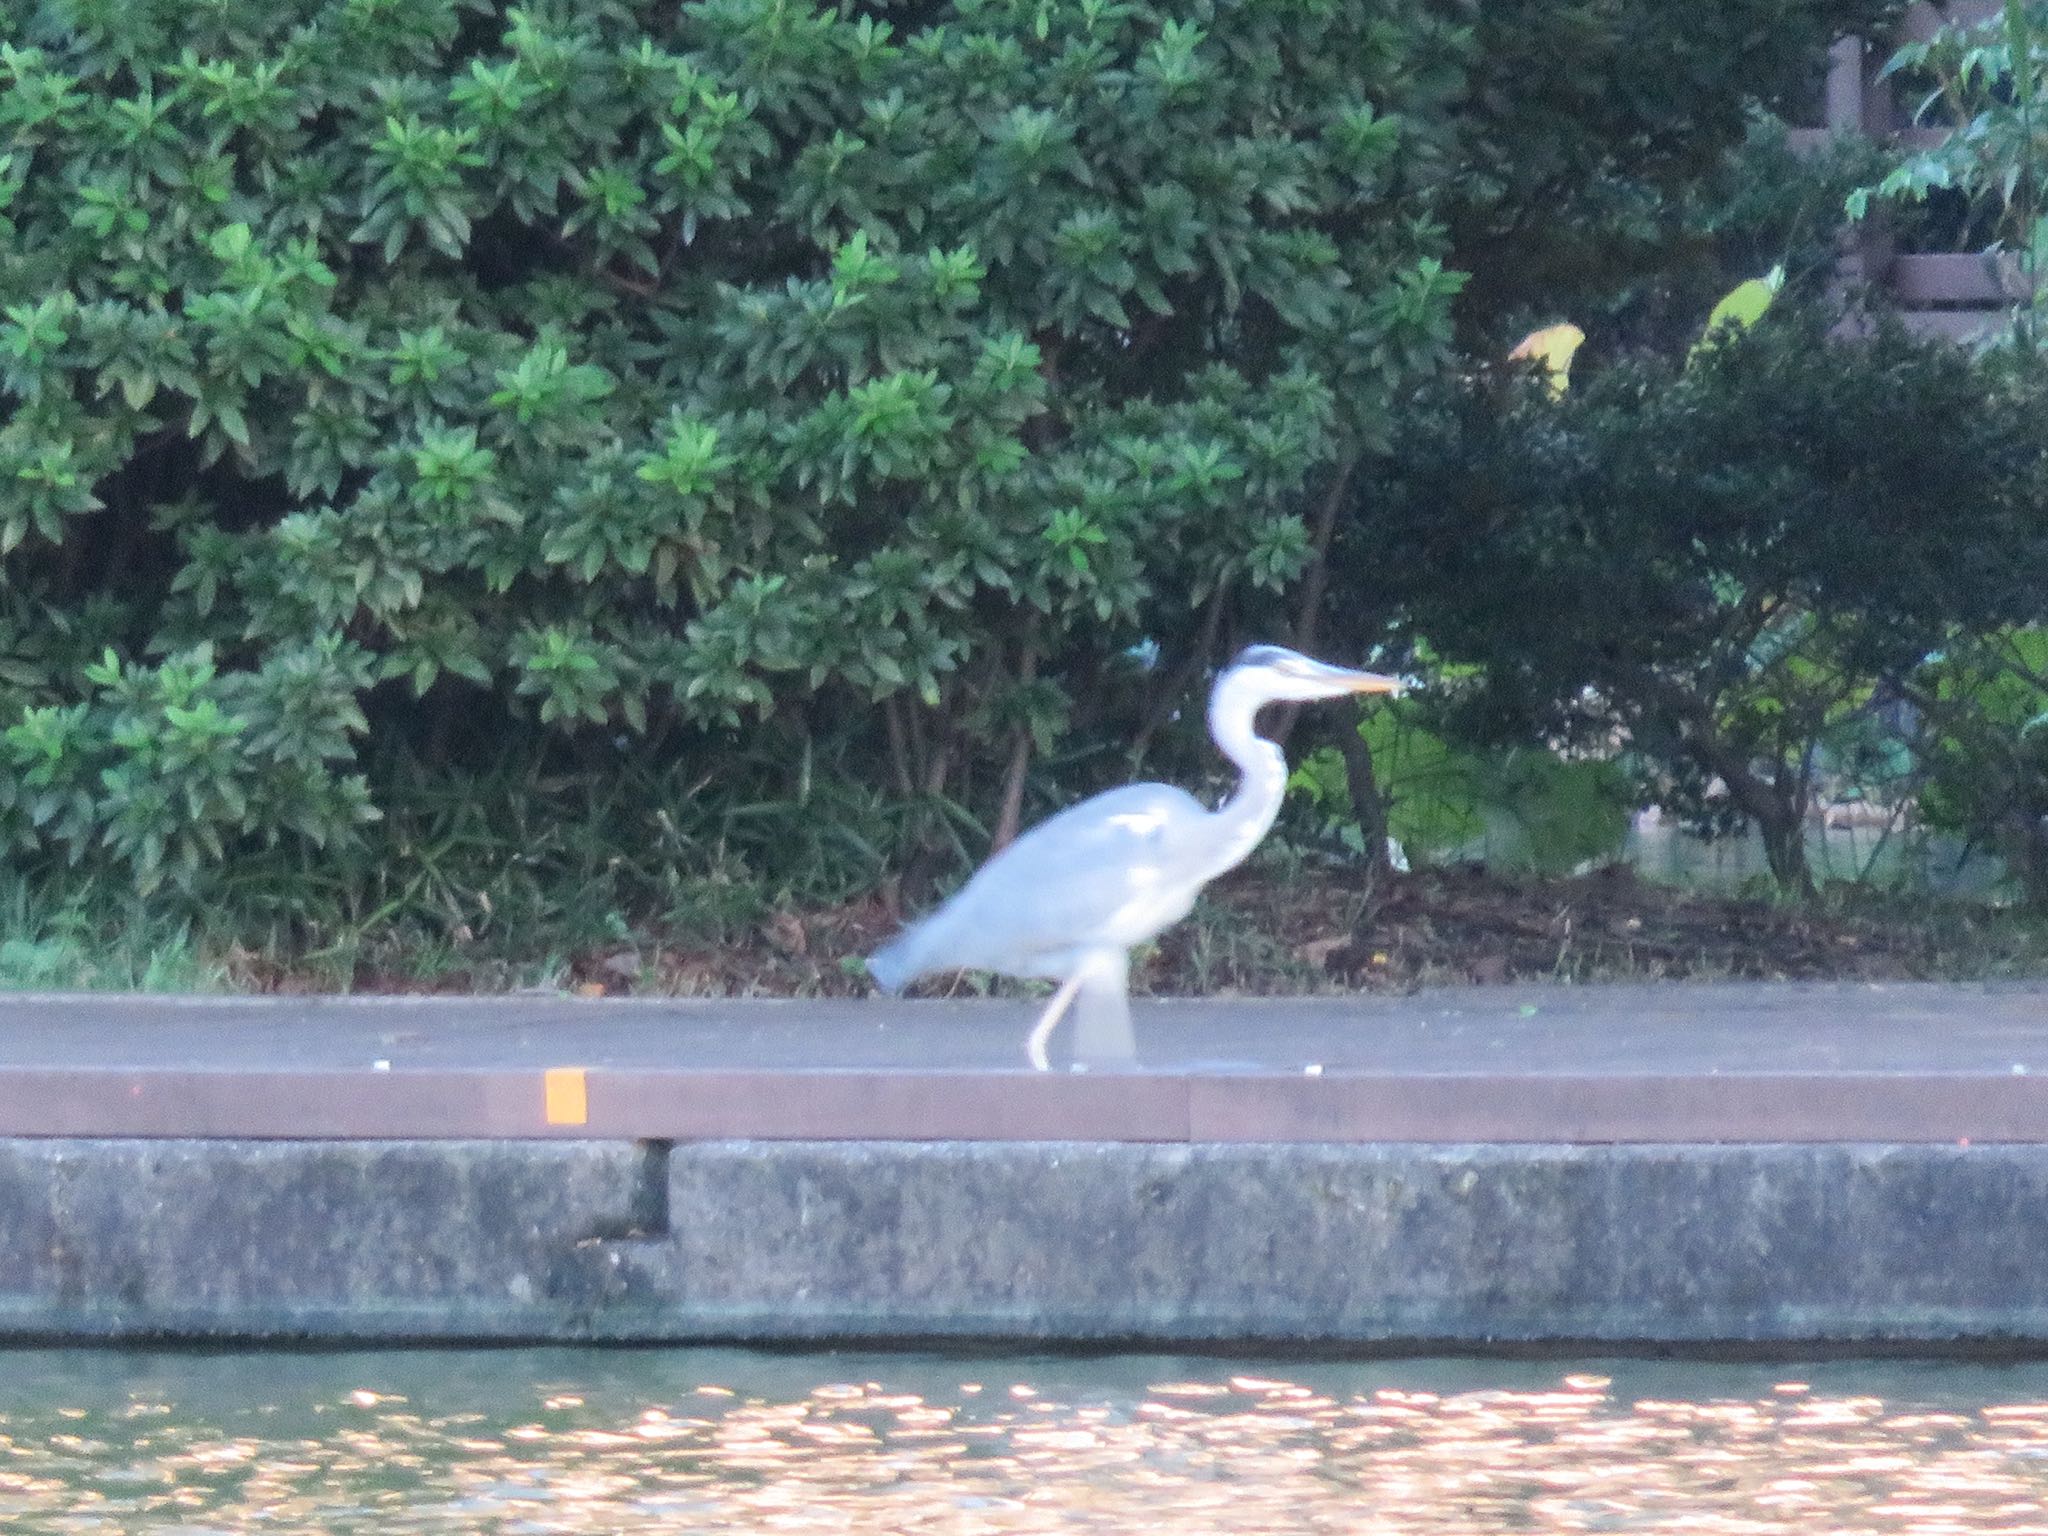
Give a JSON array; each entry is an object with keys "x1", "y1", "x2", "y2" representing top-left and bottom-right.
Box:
[
  {"x1": 3, "y1": 982, "x2": 2047, "y2": 1348},
  {"x1": 0, "y1": 981, "x2": 2042, "y2": 1141}
]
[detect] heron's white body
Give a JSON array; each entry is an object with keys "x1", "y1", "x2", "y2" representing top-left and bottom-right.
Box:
[
  {"x1": 866, "y1": 646, "x2": 1400, "y2": 1068},
  {"x1": 870, "y1": 783, "x2": 1223, "y2": 986}
]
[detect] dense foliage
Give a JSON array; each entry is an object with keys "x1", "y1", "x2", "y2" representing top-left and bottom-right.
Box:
[
  {"x1": 1348, "y1": 311, "x2": 2048, "y2": 894},
  {"x1": 1852, "y1": 0, "x2": 2048, "y2": 901},
  {"x1": 11, "y1": 0, "x2": 2026, "y2": 942},
  {"x1": 0, "y1": 0, "x2": 1468, "y2": 896}
]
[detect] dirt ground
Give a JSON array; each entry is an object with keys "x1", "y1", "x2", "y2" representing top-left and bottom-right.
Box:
[
  {"x1": 1156, "y1": 864, "x2": 1990, "y2": 991},
  {"x1": 437, "y1": 862, "x2": 2040, "y2": 1001}
]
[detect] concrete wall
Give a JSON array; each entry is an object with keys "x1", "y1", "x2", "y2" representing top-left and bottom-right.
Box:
[{"x1": 2, "y1": 1138, "x2": 2043, "y2": 1347}]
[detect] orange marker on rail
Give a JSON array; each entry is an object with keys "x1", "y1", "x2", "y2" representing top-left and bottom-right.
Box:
[{"x1": 543, "y1": 1067, "x2": 589, "y2": 1127}]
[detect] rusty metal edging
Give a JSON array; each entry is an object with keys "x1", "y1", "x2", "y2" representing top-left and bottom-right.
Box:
[{"x1": 0, "y1": 1064, "x2": 2043, "y2": 1144}]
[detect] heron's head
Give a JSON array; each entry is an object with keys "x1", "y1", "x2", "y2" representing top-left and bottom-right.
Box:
[{"x1": 1224, "y1": 644, "x2": 1405, "y2": 705}]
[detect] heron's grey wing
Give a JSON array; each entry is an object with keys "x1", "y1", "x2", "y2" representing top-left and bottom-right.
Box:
[{"x1": 905, "y1": 783, "x2": 1212, "y2": 976}]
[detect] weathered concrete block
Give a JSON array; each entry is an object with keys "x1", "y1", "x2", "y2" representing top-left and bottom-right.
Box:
[
  {"x1": 0, "y1": 1140, "x2": 666, "y2": 1340},
  {"x1": 640, "y1": 1142, "x2": 2048, "y2": 1346},
  {"x1": 2, "y1": 1138, "x2": 2047, "y2": 1345}
]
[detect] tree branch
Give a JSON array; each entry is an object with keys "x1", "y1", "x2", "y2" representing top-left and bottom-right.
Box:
[
  {"x1": 1128, "y1": 585, "x2": 1226, "y2": 768},
  {"x1": 1272, "y1": 453, "x2": 1359, "y2": 748}
]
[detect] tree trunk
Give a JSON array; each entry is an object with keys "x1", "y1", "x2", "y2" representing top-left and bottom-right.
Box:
[
  {"x1": 1754, "y1": 797, "x2": 1815, "y2": 897},
  {"x1": 2000, "y1": 809, "x2": 2048, "y2": 910},
  {"x1": 1289, "y1": 453, "x2": 1356, "y2": 661},
  {"x1": 990, "y1": 632, "x2": 1040, "y2": 851},
  {"x1": 991, "y1": 728, "x2": 1032, "y2": 852},
  {"x1": 881, "y1": 697, "x2": 915, "y2": 798},
  {"x1": 1335, "y1": 714, "x2": 1394, "y2": 882},
  {"x1": 1625, "y1": 669, "x2": 1816, "y2": 898}
]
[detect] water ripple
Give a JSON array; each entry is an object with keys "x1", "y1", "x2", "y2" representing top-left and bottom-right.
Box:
[{"x1": 3, "y1": 1351, "x2": 2048, "y2": 1533}]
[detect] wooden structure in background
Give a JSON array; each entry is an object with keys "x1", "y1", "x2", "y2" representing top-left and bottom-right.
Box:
[{"x1": 1810, "y1": 2, "x2": 2010, "y2": 340}]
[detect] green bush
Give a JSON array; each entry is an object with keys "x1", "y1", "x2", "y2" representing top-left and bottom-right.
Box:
[
  {"x1": 1290, "y1": 705, "x2": 1632, "y2": 874},
  {"x1": 0, "y1": 0, "x2": 1469, "y2": 896},
  {"x1": 1344, "y1": 309, "x2": 2048, "y2": 894},
  {"x1": 1911, "y1": 627, "x2": 2048, "y2": 906}
]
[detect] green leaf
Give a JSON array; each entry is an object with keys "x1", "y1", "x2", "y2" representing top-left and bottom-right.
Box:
[{"x1": 1688, "y1": 266, "x2": 1783, "y2": 365}]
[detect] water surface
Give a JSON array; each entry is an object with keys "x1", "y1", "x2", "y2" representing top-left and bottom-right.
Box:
[{"x1": 9, "y1": 1348, "x2": 2048, "y2": 1532}]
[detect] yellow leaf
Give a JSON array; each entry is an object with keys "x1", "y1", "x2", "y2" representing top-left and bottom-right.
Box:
[{"x1": 1506, "y1": 323, "x2": 1585, "y2": 396}]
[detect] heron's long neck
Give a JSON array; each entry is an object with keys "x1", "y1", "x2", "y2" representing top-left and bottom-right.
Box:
[{"x1": 1203, "y1": 682, "x2": 1289, "y2": 879}]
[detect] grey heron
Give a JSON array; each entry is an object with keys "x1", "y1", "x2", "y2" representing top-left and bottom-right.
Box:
[{"x1": 865, "y1": 644, "x2": 1403, "y2": 1069}]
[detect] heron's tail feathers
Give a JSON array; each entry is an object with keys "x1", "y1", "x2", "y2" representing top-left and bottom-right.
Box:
[{"x1": 864, "y1": 927, "x2": 926, "y2": 995}]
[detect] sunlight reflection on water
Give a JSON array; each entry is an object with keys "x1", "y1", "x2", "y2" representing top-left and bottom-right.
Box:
[{"x1": 6, "y1": 1350, "x2": 2048, "y2": 1533}]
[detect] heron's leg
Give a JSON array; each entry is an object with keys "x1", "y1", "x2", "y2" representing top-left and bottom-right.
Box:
[
  {"x1": 1024, "y1": 970, "x2": 1087, "y2": 1072},
  {"x1": 1071, "y1": 954, "x2": 1134, "y2": 1066}
]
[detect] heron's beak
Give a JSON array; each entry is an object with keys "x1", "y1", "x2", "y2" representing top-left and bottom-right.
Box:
[
  {"x1": 1289, "y1": 661, "x2": 1405, "y2": 701},
  {"x1": 1319, "y1": 665, "x2": 1404, "y2": 697},
  {"x1": 1342, "y1": 670, "x2": 1404, "y2": 695}
]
